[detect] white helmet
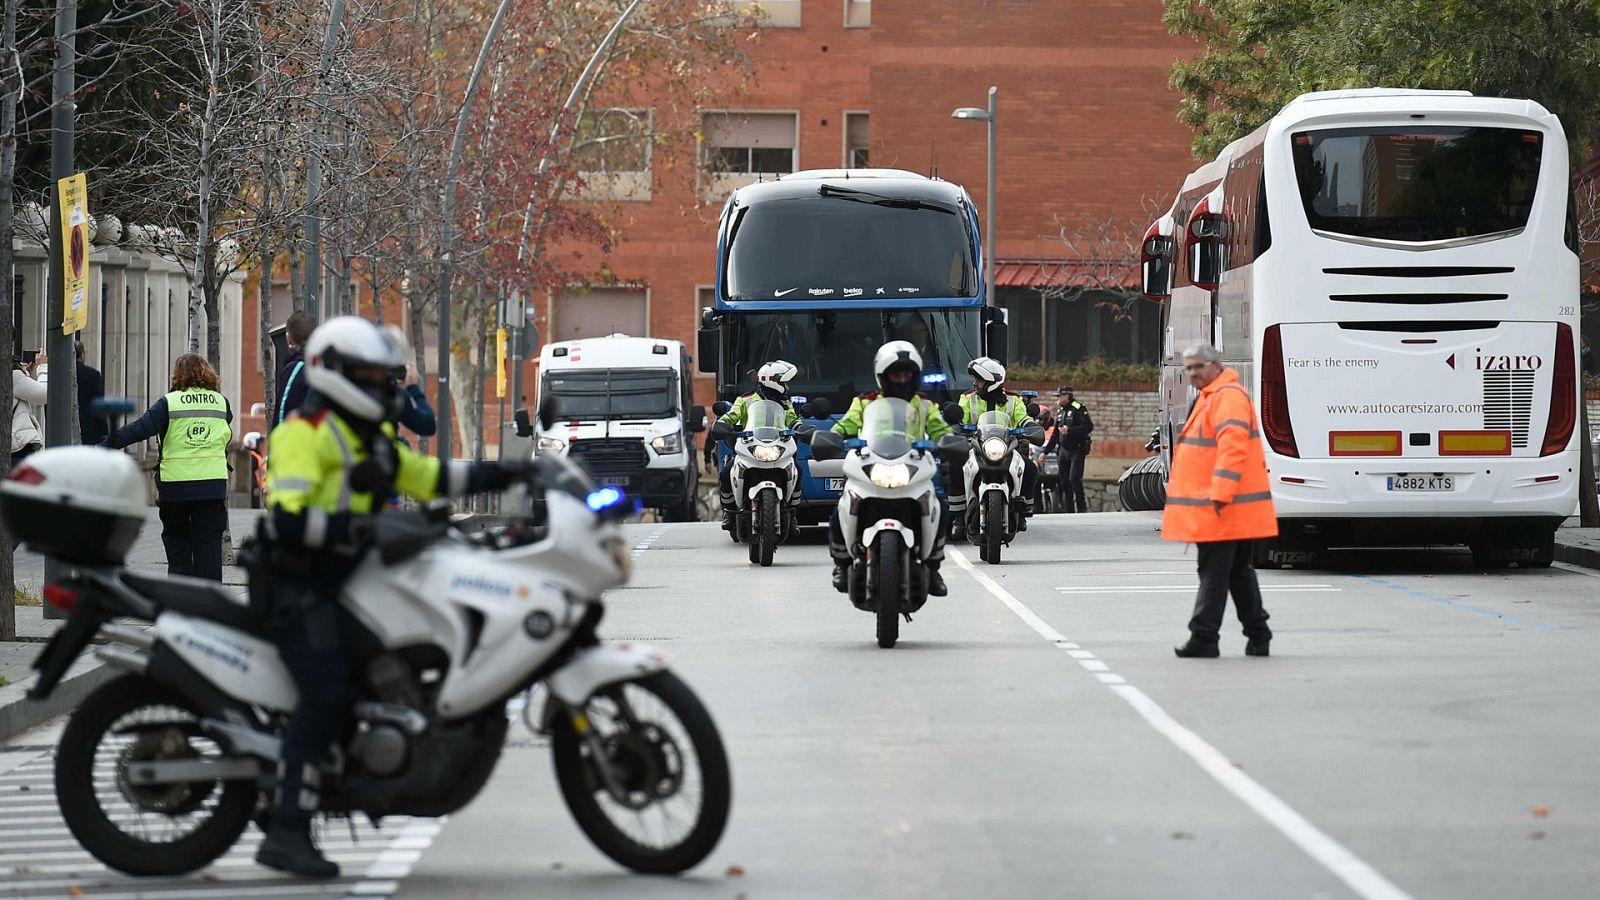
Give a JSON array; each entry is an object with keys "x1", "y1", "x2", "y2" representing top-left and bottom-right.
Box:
[
  {"x1": 873, "y1": 340, "x2": 924, "y2": 399},
  {"x1": 757, "y1": 359, "x2": 798, "y2": 400},
  {"x1": 303, "y1": 316, "x2": 405, "y2": 422},
  {"x1": 968, "y1": 356, "x2": 1006, "y2": 391}
]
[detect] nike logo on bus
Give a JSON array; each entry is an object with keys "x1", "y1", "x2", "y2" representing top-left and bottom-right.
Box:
[{"x1": 774, "y1": 288, "x2": 798, "y2": 297}]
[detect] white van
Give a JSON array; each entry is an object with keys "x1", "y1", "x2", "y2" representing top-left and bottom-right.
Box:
[{"x1": 535, "y1": 334, "x2": 705, "y2": 520}]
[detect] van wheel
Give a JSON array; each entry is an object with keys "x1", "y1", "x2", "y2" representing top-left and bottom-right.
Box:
[{"x1": 663, "y1": 497, "x2": 696, "y2": 522}]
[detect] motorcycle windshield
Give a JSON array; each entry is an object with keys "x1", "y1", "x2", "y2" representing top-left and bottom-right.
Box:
[
  {"x1": 746, "y1": 400, "x2": 787, "y2": 442},
  {"x1": 861, "y1": 398, "x2": 913, "y2": 459},
  {"x1": 975, "y1": 410, "x2": 1010, "y2": 440}
]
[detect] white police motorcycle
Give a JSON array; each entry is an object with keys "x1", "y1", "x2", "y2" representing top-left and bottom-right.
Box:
[
  {"x1": 955, "y1": 407, "x2": 1046, "y2": 564},
  {"x1": 712, "y1": 398, "x2": 814, "y2": 566},
  {"x1": 4, "y1": 432, "x2": 731, "y2": 878},
  {"x1": 812, "y1": 398, "x2": 967, "y2": 648}
]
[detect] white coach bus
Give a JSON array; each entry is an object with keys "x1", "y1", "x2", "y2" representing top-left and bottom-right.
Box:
[{"x1": 1141, "y1": 89, "x2": 1580, "y2": 567}]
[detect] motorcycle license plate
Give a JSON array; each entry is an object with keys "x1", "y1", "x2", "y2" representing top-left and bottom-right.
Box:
[
  {"x1": 1386, "y1": 475, "x2": 1454, "y2": 492},
  {"x1": 824, "y1": 478, "x2": 844, "y2": 491}
]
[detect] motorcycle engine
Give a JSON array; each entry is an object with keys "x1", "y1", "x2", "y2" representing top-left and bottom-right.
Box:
[{"x1": 353, "y1": 724, "x2": 411, "y2": 777}]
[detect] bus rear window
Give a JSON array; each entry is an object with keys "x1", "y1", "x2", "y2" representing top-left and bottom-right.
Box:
[{"x1": 1291, "y1": 127, "x2": 1542, "y2": 243}]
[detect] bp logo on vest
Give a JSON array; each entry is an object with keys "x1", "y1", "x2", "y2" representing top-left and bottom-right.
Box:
[{"x1": 184, "y1": 422, "x2": 214, "y2": 446}]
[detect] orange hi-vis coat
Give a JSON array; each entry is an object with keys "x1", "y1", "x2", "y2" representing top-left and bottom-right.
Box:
[{"x1": 1161, "y1": 368, "x2": 1279, "y2": 543}]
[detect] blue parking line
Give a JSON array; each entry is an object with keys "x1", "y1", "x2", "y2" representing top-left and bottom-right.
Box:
[{"x1": 1350, "y1": 574, "x2": 1568, "y2": 632}]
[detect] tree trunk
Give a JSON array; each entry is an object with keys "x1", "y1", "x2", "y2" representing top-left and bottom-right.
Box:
[
  {"x1": 408, "y1": 293, "x2": 429, "y2": 455},
  {"x1": 471, "y1": 284, "x2": 488, "y2": 463},
  {"x1": 287, "y1": 230, "x2": 304, "y2": 313},
  {"x1": 204, "y1": 272, "x2": 222, "y2": 366},
  {"x1": 0, "y1": 0, "x2": 18, "y2": 640}
]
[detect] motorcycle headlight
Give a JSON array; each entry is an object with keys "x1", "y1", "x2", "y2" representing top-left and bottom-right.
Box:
[
  {"x1": 982, "y1": 437, "x2": 1008, "y2": 462},
  {"x1": 752, "y1": 444, "x2": 782, "y2": 462},
  {"x1": 650, "y1": 432, "x2": 683, "y2": 455},
  {"x1": 870, "y1": 462, "x2": 912, "y2": 489},
  {"x1": 536, "y1": 436, "x2": 566, "y2": 454}
]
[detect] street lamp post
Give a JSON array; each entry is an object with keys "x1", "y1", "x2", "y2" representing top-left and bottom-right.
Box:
[{"x1": 951, "y1": 86, "x2": 996, "y2": 310}]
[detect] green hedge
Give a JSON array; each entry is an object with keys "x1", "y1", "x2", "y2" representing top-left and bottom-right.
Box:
[{"x1": 1006, "y1": 359, "x2": 1160, "y2": 389}]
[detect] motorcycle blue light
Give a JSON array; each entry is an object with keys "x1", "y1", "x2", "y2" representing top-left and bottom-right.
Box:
[
  {"x1": 586, "y1": 486, "x2": 625, "y2": 511},
  {"x1": 921, "y1": 373, "x2": 948, "y2": 384}
]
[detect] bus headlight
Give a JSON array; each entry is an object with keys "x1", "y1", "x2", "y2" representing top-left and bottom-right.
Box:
[
  {"x1": 982, "y1": 437, "x2": 1008, "y2": 462},
  {"x1": 870, "y1": 463, "x2": 912, "y2": 489},
  {"x1": 752, "y1": 444, "x2": 782, "y2": 462},
  {"x1": 650, "y1": 432, "x2": 683, "y2": 454},
  {"x1": 537, "y1": 436, "x2": 566, "y2": 454}
]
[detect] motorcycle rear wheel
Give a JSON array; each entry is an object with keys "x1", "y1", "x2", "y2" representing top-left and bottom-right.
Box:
[
  {"x1": 873, "y1": 534, "x2": 901, "y2": 648},
  {"x1": 550, "y1": 672, "x2": 731, "y2": 874},
  {"x1": 56, "y1": 676, "x2": 257, "y2": 877}
]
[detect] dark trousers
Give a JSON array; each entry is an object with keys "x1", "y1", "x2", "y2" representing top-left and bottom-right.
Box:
[
  {"x1": 1188, "y1": 540, "x2": 1272, "y2": 643},
  {"x1": 158, "y1": 499, "x2": 228, "y2": 580},
  {"x1": 271, "y1": 577, "x2": 352, "y2": 820},
  {"x1": 1020, "y1": 455, "x2": 1039, "y2": 508},
  {"x1": 829, "y1": 497, "x2": 949, "y2": 565},
  {"x1": 717, "y1": 454, "x2": 735, "y2": 510},
  {"x1": 1057, "y1": 450, "x2": 1089, "y2": 512}
]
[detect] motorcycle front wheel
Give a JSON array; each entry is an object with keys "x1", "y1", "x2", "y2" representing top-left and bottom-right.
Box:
[
  {"x1": 753, "y1": 494, "x2": 779, "y2": 567},
  {"x1": 551, "y1": 672, "x2": 731, "y2": 874},
  {"x1": 982, "y1": 492, "x2": 1005, "y2": 564},
  {"x1": 55, "y1": 676, "x2": 257, "y2": 876},
  {"x1": 872, "y1": 534, "x2": 902, "y2": 648}
]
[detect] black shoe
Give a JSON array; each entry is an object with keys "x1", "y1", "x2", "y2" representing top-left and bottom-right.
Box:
[
  {"x1": 1173, "y1": 638, "x2": 1220, "y2": 659},
  {"x1": 256, "y1": 818, "x2": 339, "y2": 879},
  {"x1": 1016, "y1": 511, "x2": 1029, "y2": 533},
  {"x1": 1245, "y1": 638, "x2": 1271, "y2": 657},
  {"x1": 950, "y1": 519, "x2": 966, "y2": 542},
  {"x1": 927, "y1": 566, "x2": 948, "y2": 597},
  {"x1": 721, "y1": 509, "x2": 736, "y2": 532},
  {"x1": 832, "y1": 563, "x2": 849, "y2": 593}
]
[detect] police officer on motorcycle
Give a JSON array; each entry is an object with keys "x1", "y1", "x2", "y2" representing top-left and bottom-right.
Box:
[
  {"x1": 717, "y1": 360, "x2": 799, "y2": 532},
  {"x1": 258, "y1": 317, "x2": 525, "y2": 878},
  {"x1": 828, "y1": 341, "x2": 954, "y2": 597},
  {"x1": 951, "y1": 356, "x2": 1039, "y2": 539}
]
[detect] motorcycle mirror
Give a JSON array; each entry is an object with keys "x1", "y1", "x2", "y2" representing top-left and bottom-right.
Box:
[
  {"x1": 810, "y1": 430, "x2": 844, "y2": 460},
  {"x1": 712, "y1": 400, "x2": 732, "y2": 416},
  {"x1": 1022, "y1": 425, "x2": 1047, "y2": 445},
  {"x1": 1025, "y1": 402, "x2": 1042, "y2": 419},
  {"x1": 936, "y1": 433, "x2": 968, "y2": 465},
  {"x1": 794, "y1": 422, "x2": 818, "y2": 443},
  {"x1": 941, "y1": 402, "x2": 963, "y2": 425},
  {"x1": 807, "y1": 396, "x2": 834, "y2": 419}
]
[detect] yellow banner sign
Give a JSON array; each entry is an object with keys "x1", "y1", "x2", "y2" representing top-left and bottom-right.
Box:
[
  {"x1": 495, "y1": 328, "x2": 508, "y2": 399},
  {"x1": 56, "y1": 173, "x2": 90, "y2": 335}
]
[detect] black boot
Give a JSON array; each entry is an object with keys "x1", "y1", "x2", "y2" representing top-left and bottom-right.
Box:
[
  {"x1": 926, "y1": 563, "x2": 948, "y2": 597},
  {"x1": 1016, "y1": 503, "x2": 1030, "y2": 532},
  {"x1": 950, "y1": 515, "x2": 966, "y2": 542},
  {"x1": 832, "y1": 562, "x2": 849, "y2": 593},
  {"x1": 1173, "y1": 638, "x2": 1220, "y2": 659},
  {"x1": 256, "y1": 817, "x2": 339, "y2": 879},
  {"x1": 721, "y1": 508, "x2": 736, "y2": 533},
  {"x1": 1245, "y1": 637, "x2": 1271, "y2": 657}
]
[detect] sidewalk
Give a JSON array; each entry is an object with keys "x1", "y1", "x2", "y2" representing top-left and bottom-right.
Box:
[
  {"x1": 1556, "y1": 516, "x2": 1600, "y2": 570},
  {"x1": 0, "y1": 508, "x2": 260, "y2": 740}
]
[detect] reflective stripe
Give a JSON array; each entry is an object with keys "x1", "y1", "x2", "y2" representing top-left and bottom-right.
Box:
[
  {"x1": 1177, "y1": 435, "x2": 1216, "y2": 447},
  {"x1": 327, "y1": 423, "x2": 356, "y2": 513},
  {"x1": 1213, "y1": 469, "x2": 1242, "y2": 481},
  {"x1": 1166, "y1": 496, "x2": 1214, "y2": 507},
  {"x1": 1215, "y1": 419, "x2": 1252, "y2": 435},
  {"x1": 169, "y1": 408, "x2": 228, "y2": 420},
  {"x1": 304, "y1": 508, "x2": 328, "y2": 548},
  {"x1": 271, "y1": 477, "x2": 312, "y2": 493},
  {"x1": 1235, "y1": 491, "x2": 1273, "y2": 503}
]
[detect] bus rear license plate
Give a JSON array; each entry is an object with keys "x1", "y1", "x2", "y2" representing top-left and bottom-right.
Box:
[
  {"x1": 824, "y1": 478, "x2": 844, "y2": 491},
  {"x1": 1387, "y1": 476, "x2": 1454, "y2": 492}
]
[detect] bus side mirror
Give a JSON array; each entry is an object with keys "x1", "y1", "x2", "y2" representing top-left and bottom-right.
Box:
[
  {"x1": 513, "y1": 409, "x2": 533, "y2": 438},
  {"x1": 688, "y1": 404, "x2": 706, "y2": 433},
  {"x1": 982, "y1": 306, "x2": 1008, "y2": 365},
  {"x1": 1141, "y1": 234, "x2": 1175, "y2": 300},
  {"x1": 1186, "y1": 213, "x2": 1227, "y2": 292},
  {"x1": 537, "y1": 395, "x2": 557, "y2": 431},
  {"x1": 697, "y1": 308, "x2": 718, "y2": 374}
]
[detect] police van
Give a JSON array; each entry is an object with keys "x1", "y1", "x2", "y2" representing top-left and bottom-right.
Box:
[{"x1": 534, "y1": 334, "x2": 706, "y2": 520}]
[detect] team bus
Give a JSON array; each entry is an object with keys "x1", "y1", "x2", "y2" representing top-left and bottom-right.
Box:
[
  {"x1": 1141, "y1": 89, "x2": 1580, "y2": 567},
  {"x1": 698, "y1": 168, "x2": 1007, "y2": 522}
]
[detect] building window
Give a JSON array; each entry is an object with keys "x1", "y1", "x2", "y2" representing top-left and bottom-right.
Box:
[
  {"x1": 551, "y1": 287, "x2": 649, "y2": 342},
  {"x1": 844, "y1": 112, "x2": 869, "y2": 168},
  {"x1": 574, "y1": 108, "x2": 651, "y2": 174},
  {"x1": 735, "y1": 0, "x2": 801, "y2": 28},
  {"x1": 702, "y1": 112, "x2": 797, "y2": 176},
  {"x1": 844, "y1": 0, "x2": 870, "y2": 28}
]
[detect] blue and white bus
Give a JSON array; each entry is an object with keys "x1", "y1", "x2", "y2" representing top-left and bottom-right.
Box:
[{"x1": 698, "y1": 169, "x2": 1007, "y2": 522}]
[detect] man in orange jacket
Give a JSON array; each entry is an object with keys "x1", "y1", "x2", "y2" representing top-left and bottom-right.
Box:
[{"x1": 1162, "y1": 343, "x2": 1277, "y2": 658}]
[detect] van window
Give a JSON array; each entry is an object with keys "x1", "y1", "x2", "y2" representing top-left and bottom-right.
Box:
[{"x1": 545, "y1": 368, "x2": 676, "y2": 420}]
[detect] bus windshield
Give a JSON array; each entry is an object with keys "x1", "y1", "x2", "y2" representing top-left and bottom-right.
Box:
[
  {"x1": 724, "y1": 196, "x2": 978, "y2": 300},
  {"x1": 1291, "y1": 126, "x2": 1542, "y2": 243},
  {"x1": 722, "y1": 309, "x2": 980, "y2": 411},
  {"x1": 544, "y1": 369, "x2": 676, "y2": 420}
]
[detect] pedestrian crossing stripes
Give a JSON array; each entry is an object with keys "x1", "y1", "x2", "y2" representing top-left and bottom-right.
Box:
[{"x1": 0, "y1": 744, "x2": 439, "y2": 899}]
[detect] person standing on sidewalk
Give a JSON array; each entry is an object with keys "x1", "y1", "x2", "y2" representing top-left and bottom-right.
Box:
[
  {"x1": 1045, "y1": 386, "x2": 1093, "y2": 512},
  {"x1": 1163, "y1": 343, "x2": 1276, "y2": 658},
  {"x1": 104, "y1": 354, "x2": 234, "y2": 581},
  {"x1": 271, "y1": 311, "x2": 317, "y2": 428},
  {"x1": 76, "y1": 340, "x2": 106, "y2": 445},
  {"x1": 10, "y1": 351, "x2": 47, "y2": 467}
]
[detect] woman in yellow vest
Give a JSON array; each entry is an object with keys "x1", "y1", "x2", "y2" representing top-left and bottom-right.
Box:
[{"x1": 104, "y1": 353, "x2": 234, "y2": 580}]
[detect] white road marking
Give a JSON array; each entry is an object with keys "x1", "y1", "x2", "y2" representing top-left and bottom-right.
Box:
[
  {"x1": 949, "y1": 548, "x2": 1414, "y2": 900},
  {"x1": 1054, "y1": 584, "x2": 1341, "y2": 594}
]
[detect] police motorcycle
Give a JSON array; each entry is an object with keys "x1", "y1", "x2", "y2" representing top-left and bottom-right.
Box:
[
  {"x1": 4, "y1": 409, "x2": 732, "y2": 878},
  {"x1": 811, "y1": 399, "x2": 967, "y2": 649},
  {"x1": 946, "y1": 403, "x2": 1046, "y2": 564},
  {"x1": 710, "y1": 398, "x2": 815, "y2": 566}
]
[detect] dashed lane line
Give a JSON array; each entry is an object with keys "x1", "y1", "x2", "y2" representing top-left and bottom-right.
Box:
[{"x1": 949, "y1": 548, "x2": 1414, "y2": 900}]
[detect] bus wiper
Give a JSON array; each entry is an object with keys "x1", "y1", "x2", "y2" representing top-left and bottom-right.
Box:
[{"x1": 817, "y1": 183, "x2": 954, "y2": 214}]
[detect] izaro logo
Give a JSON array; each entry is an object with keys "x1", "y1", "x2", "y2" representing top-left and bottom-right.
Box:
[{"x1": 1474, "y1": 348, "x2": 1543, "y2": 371}]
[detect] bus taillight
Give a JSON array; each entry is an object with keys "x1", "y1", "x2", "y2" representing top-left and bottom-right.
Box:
[
  {"x1": 1539, "y1": 322, "x2": 1577, "y2": 456},
  {"x1": 1260, "y1": 324, "x2": 1298, "y2": 458}
]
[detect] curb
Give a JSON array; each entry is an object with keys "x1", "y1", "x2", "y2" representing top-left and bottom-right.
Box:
[
  {"x1": 1554, "y1": 540, "x2": 1600, "y2": 572},
  {"x1": 0, "y1": 654, "x2": 116, "y2": 742}
]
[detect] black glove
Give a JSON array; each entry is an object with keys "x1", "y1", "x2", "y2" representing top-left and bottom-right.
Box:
[{"x1": 462, "y1": 458, "x2": 535, "y2": 494}]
